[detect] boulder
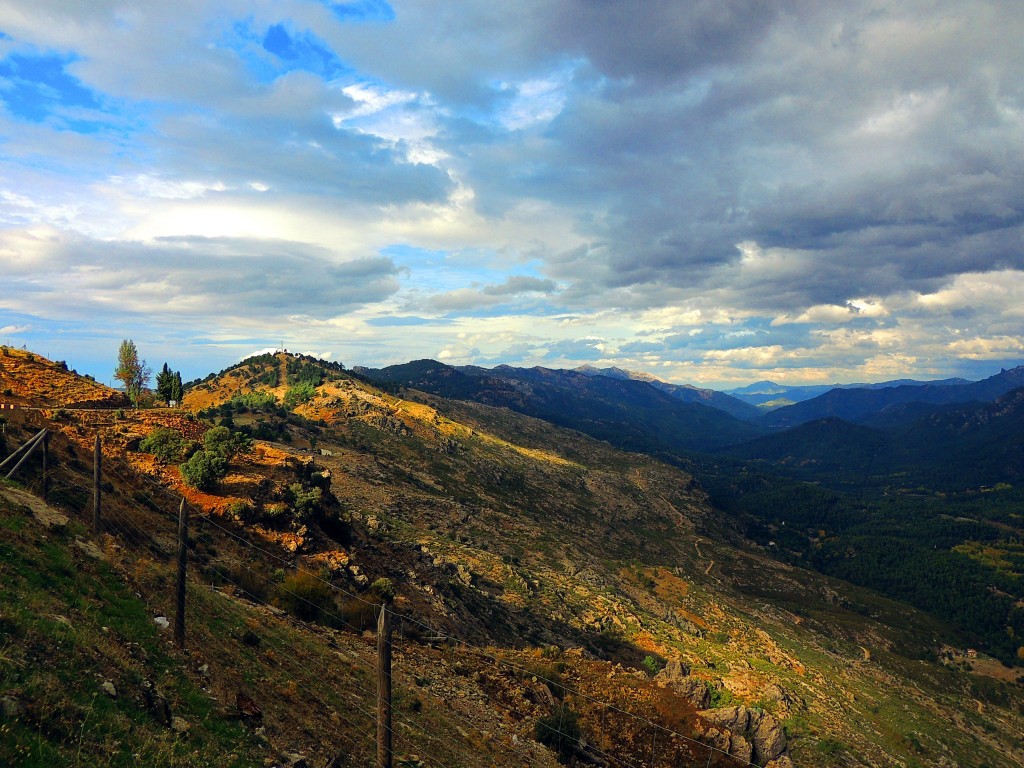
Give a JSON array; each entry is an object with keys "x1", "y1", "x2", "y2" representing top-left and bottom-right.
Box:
[
  {"x1": 673, "y1": 677, "x2": 711, "y2": 709},
  {"x1": 699, "y1": 705, "x2": 788, "y2": 765},
  {"x1": 750, "y1": 710, "x2": 787, "y2": 763},
  {"x1": 655, "y1": 658, "x2": 690, "y2": 683}
]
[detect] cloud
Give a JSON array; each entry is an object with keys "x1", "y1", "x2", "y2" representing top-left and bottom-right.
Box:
[
  {"x1": 424, "y1": 274, "x2": 558, "y2": 312},
  {"x1": 0, "y1": 1, "x2": 1021, "y2": 386},
  {"x1": 0, "y1": 228, "x2": 401, "y2": 321}
]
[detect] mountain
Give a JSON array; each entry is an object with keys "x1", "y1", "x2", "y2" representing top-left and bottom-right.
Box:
[
  {"x1": 762, "y1": 366, "x2": 1024, "y2": 429},
  {"x1": 358, "y1": 359, "x2": 764, "y2": 452},
  {"x1": 724, "y1": 380, "x2": 837, "y2": 408},
  {"x1": 0, "y1": 344, "x2": 127, "y2": 409},
  {"x1": 726, "y1": 377, "x2": 970, "y2": 410},
  {"x1": 720, "y1": 385, "x2": 1024, "y2": 490},
  {"x1": 4, "y1": 348, "x2": 1024, "y2": 767},
  {"x1": 575, "y1": 365, "x2": 762, "y2": 421}
]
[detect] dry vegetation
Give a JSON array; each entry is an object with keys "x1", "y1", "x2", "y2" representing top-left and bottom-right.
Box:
[{"x1": 3, "y1": 349, "x2": 1024, "y2": 767}]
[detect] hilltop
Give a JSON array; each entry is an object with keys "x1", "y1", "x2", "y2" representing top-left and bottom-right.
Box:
[
  {"x1": 0, "y1": 345, "x2": 127, "y2": 409},
  {"x1": 2, "y1": 349, "x2": 1024, "y2": 767}
]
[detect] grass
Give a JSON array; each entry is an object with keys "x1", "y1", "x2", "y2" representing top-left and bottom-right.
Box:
[{"x1": 0, "y1": 501, "x2": 267, "y2": 767}]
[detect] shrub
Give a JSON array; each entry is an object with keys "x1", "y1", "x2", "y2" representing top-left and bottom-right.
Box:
[
  {"x1": 225, "y1": 500, "x2": 253, "y2": 522},
  {"x1": 179, "y1": 450, "x2": 227, "y2": 490},
  {"x1": 275, "y1": 569, "x2": 335, "y2": 622},
  {"x1": 370, "y1": 577, "x2": 396, "y2": 602},
  {"x1": 140, "y1": 427, "x2": 193, "y2": 464},
  {"x1": 534, "y1": 705, "x2": 581, "y2": 763},
  {"x1": 204, "y1": 426, "x2": 251, "y2": 461},
  {"x1": 286, "y1": 483, "x2": 321, "y2": 519},
  {"x1": 642, "y1": 655, "x2": 663, "y2": 677},
  {"x1": 283, "y1": 381, "x2": 317, "y2": 408}
]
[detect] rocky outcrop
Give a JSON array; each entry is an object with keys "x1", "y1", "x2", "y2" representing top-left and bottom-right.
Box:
[
  {"x1": 699, "y1": 705, "x2": 788, "y2": 765},
  {"x1": 654, "y1": 659, "x2": 711, "y2": 709}
]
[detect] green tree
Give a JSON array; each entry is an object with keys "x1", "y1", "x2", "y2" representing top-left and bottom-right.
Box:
[
  {"x1": 155, "y1": 363, "x2": 185, "y2": 405},
  {"x1": 204, "y1": 426, "x2": 251, "y2": 461},
  {"x1": 114, "y1": 339, "x2": 151, "y2": 408},
  {"x1": 171, "y1": 370, "x2": 183, "y2": 404},
  {"x1": 179, "y1": 450, "x2": 227, "y2": 490},
  {"x1": 140, "y1": 427, "x2": 194, "y2": 464}
]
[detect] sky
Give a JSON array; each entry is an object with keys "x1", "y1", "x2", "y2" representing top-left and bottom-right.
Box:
[{"x1": 0, "y1": 0, "x2": 1022, "y2": 389}]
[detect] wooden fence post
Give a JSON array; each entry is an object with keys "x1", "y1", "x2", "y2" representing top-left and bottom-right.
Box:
[
  {"x1": 41, "y1": 431, "x2": 48, "y2": 502},
  {"x1": 377, "y1": 601, "x2": 393, "y2": 768},
  {"x1": 175, "y1": 498, "x2": 188, "y2": 649},
  {"x1": 93, "y1": 434, "x2": 102, "y2": 534}
]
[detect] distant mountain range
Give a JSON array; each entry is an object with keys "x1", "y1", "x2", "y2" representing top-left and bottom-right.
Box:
[
  {"x1": 575, "y1": 364, "x2": 761, "y2": 421},
  {"x1": 760, "y1": 366, "x2": 1024, "y2": 429},
  {"x1": 719, "y1": 384, "x2": 1024, "y2": 490},
  {"x1": 356, "y1": 360, "x2": 762, "y2": 452},
  {"x1": 723, "y1": 376, "x2": 970, "y2": 409}
]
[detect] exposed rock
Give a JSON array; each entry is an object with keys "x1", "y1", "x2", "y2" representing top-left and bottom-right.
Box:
[
  {"x1": 101, "y1": 680, "x2": 117, "y2": 698},
  {"x1": 170, "y1": 716, "x2": 190, "y2": 734},
  {"x1": 699, "y1": 705, "x2": 787, "y2": 765},
  {"x1": 277, "y1": 752, "x2": 310, "y2": 767},
  {"x1": 655, "y1": 657, "x2": 690, "y2": 683},
  {"x1": 236, "y1": 692, "x2": 263, "y2": 724},
  {"x1": 141, "y1": 679, "x2": 172, "y2": 726},
  {"x1": 750, "y1": 710, "x2": 787, "y2": 763},
  {"x1": 729, "y1": 733, "x2": 753, "y2": 764},
  {"x1": 454, "y1": 563, "x2": 474, "y2": 587},
  {"x1": 1, "y1": 694, "x2": 27, "y2": 719},
  {"x1": 673, "y1": 677, "x2": 712, "y2": 709},
  {"x1": 73, "y1": 537, "x2": 104, "y2": 559},
  {"x1": 153, "y1": 615, "x2": 170, "y2": 630}
]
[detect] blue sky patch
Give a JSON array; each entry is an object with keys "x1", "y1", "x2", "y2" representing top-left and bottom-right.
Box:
[
  {"x1": 322, "y1": 1, "x2": 395, "y2": 23},
  {"x1": 262, "y1": 23, "x2": 347, "y2": 80},
  {"x1": 228, "y1": 20, "x2": 349, "y2": 83},
  {"x1": 0, "y1": 52, "x2": 101, "y2": 124}
]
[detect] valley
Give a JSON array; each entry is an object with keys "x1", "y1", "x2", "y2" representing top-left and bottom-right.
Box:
[{"x1": 2, "y1": 345, "x2": 1024, "y2": 767}]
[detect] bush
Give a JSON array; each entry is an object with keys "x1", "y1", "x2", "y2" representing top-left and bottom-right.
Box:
[
  {"x1": 204, "y1": 426, "x2": 250, "y2": 461},
  {"x1": 370, "y1": 577, "x2": 396, "y2": 602},
  {"x1": 286, "y1": 483, "x2": 322, "y2": 519},
  {"x1": 283, "y1": 381, "x2": 317, "y2": 408},
  {"x1": 275, "y1": 569, "x2": 335, "y2": 622},
  {"x1": 642, "y1": 655, "x2": 663, "y2": 677},
  {"x1": 140, "y1": 427, "x2": 194, "y2": 464},
  {"x1": 534, "y1": 705, "x2": 581, "y2": 763},
  {"x1": 179, "y1": 450, "x2": 227, "y2": 490}
]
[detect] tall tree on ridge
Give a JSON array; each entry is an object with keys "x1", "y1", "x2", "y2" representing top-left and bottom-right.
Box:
[{"x1": 115, "y1": 339, "x2": 151, "y2": 408}]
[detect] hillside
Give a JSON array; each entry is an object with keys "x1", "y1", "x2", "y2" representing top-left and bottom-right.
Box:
[
  {"x1": 725, "y1": 378, "x2": 970, "y2": 410},
  {"x1": 358, "y1": 359, "x2": 763, "y2": 452},
  {"x1": 763, "y1": 366, "x2": 1024, "y2": 429},
  {"x1": 3, "y1": 350, "x2": 1024, "y2": 767},
  {"x1": 575, "y1": 366, "x2": 761, "y2": 422},
  {"x1": 0, "y1": 345, "x2": 127, "y2": 409}
]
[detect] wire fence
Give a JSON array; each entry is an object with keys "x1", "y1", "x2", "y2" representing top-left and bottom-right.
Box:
[{"x1": 0, "y1": 412, "x2": 754, "y2": 768}]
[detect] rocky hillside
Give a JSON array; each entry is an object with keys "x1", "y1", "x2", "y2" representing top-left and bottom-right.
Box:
[
  {"x1": 0, "y1": 345, "x2": 127, "y2": 409},
  {"x1": 2, "y1": 350, "x2": 1024, "y2": 767}
]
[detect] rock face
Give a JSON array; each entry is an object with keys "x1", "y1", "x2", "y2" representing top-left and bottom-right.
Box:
[
  {"x1": 699, "y1": 705, "x2": 787, "y2": 765},
  {"x1": 655, "y1": 658, "x2": 711, "y2": 709}
]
